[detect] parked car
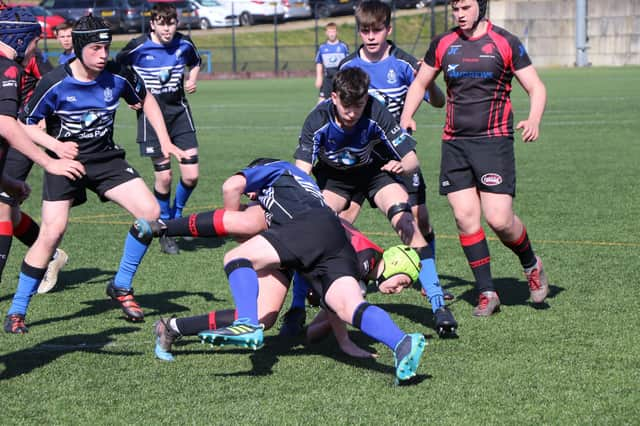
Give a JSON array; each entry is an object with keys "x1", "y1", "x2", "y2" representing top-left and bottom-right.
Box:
[
  {"x1": 190, "y1": 0, "x2": 238, "y2": 29},
  {"x1": 218, "y1": 0, "x2": 285, "y2": 26},
  {"x1": 39, "y1": 0, "x2": 145, "y2": 33},
  {"x1": 308, "y1": 0, "x2": 355, "y2": 19},
  {"x1": 142, "y1": 0, "x2": 199, "y2": 30},
  {"x1": 9, "y1": 4, "x2": 66, "y2": 39},
  {"x1": 282, "y1": 0, "x2": 311, "y2": 20}
]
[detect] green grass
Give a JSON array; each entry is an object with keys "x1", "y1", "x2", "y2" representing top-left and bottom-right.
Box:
[{"x1": 1, "y1": 66, "x2": 640, "y2": 424}]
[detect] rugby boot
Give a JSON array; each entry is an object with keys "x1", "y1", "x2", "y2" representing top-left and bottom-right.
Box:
[
  {"x1": 393, "y1": 333, "x2": 427, "y2": 384},
  {"x1": 154, "y1": 317, "x2": 181, "y2": 362},
  {"x1": 434, "y1": 307, "x2": 458, "y2": 338},
  {"x1": 4, "y1": 314, "x2": 28, "y2": 334},
  {"x1": 133, "y1": 218, "x2": 167, "y2": 243},
  {"x1": 278, "y1": 307, "x2": 306, "y2": 337},
  {"x1": 199, "y1": 318, "x2": 264, "y2": 350},
  {"x1": 525, "y1": 256, "x2": 549, "y2": 304},
  {"x1": 159, "y1": 234, "x2": 179, "y2": 255},
  {"x1": 38, "y1": 248, "x2": 69, "y2": 294},
  {"x1": 106, "y1": 279, "x2": 144, "y2": 321},
  {"x1": 472, "y1": 291, "x2": 501, "y2": 317}
]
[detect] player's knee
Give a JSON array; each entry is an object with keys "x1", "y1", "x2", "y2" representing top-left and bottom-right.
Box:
[
  {"x1": 140, "y1": 203, "x2": 160, "y2": 221},
  {"x1": 39, "y1": 222, "x2": 66, "y2": 247},
  {"x1": 182, "y1": 176, "x2": 198, "y2": 188},
  {"x1": 485, "y1": 213, "x2": 514, "y2": 234}
]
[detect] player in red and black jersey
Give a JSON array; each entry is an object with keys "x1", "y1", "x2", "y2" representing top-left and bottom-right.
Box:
[{"x1": 400, "y1": 0, "x2": 549, "y2": 316}]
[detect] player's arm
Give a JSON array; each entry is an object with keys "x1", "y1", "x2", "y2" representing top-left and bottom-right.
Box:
[
  {"x1": 293, "y1": 112, "x2": 319, "y2": 175},
  {"x1": 19, "y1": 122, "x2": 78, "y2": 160},
  {"x1": 400, "y1": 63, "x2": 439, "y2": 132},
  {"x1": 141, "y1": 92, "x2": 186, "y2": 161},
  {"x1": 514, "y1": 65, "x2": 546, "y2": 142},
  {"x1": 222, "y1": 174, "x2": 248, "y2": 211},
  {"x1": 426, "y1": 80, "x2": 445, "y2": 108},
  {"x1": 315, "y1": 63, "x2": 323, "y2": 89},
  {"x1": 185, "y1": 64, "x2": 200, "y2": 94},
  {"x1": 5, "y1": 118, "x2": 84, "y2": 179}
]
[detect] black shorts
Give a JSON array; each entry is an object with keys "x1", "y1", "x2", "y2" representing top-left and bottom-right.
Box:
[
  {"x1": 0, "y1": 148, "x2": 34, "y2": 206},
  {"x1": 319, "y1": 76, "x2": 334, "y2": 99},
  {"x1": 314, "y1": 162, "x2": 399, "y2": 206},
  {"x1": 42, "y1": 155, "x2": 141, "y2": 206},
  {"x1": 439, "y1": 137, "x2": 516, "y2": 196},
  {"x1": 138, "y1": 108, "x2": 198, "y2": 158},
  {"x1": 261, "y1": 208, "x2": 359, "y2": 302}
]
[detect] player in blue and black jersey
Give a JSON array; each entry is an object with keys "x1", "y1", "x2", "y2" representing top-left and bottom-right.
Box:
[
  {"x1": 143, "y1": 158, "x2": 427, "y2": 384},
  {"x1": 3, "y1": 15, "x2": 185, "y2": 333},
  {"x1": 315, "y1": 22, "x2": 349, "y2": 103},
  {"x1": 293, "y1": 67, "x2": 457, "y2": 338},
  {"x1": 117, "y1": 2, "x2": 201, "y2": 255},
  {"x1": 401, "y1": 0, "x2": 549, "y2": 316}
]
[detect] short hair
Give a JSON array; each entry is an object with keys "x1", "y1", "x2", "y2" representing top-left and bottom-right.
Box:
[
  {"x1": 54, "y1": 20, "x2": 74, "y2": 34},
  {"x1": 325, "y1": 22, "x2": 337, "y2": 30},
  {"x1": 355, "y1": 0, "x2": 391, "y2": 30},
  {"x1": 332, "y1": 68, "x2": 370, "y2": 105},
  {"x1": 151, "y1": 3, "x2": 178, "y2": 23}
]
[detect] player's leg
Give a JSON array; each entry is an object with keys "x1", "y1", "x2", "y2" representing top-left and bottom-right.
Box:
[
  {"x1": 0, "y1": 203, "x2": 14, "y2": 282},
  {"x1": 152, "y1": 155, "x2": 179, "y2": 254},
  {"x1": 324, "y1": 276, "x2": 427, "y2": 383},
  {"x1": 373, "y1": 183, "x2": 455, "y2": 332},
  {"x1": 5, "y1": 200, "x2": 71, "y2": 333},
  {"x1": 134, "y1": 204, "x2": 268, "y2": 242},
  {"x1": 172, "y1": 144, "x2": 198, "y2": 220},
  {"x1": 157, "y1": 270, "x2": 290, "y2": 361},
  {"x1": 104, "y1": 175, "x2": 160, "y2": 321},
  {"x1": 201, "y1": 235, "x2": 282, "y2": 349},
  {"x1": 481, "y1": 192, "x2": 549, "y2": 303}
]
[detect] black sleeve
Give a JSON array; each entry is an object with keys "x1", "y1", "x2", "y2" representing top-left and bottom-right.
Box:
[
  {"x1": 294, "y1": 107, "x2": 325, "y2": 164},
  {"x1": 115, "y1": 36, "x2": 145, "y2": 65},
  {"x1": 0, "y1": 63, "x2": 21, "y2": 118}
]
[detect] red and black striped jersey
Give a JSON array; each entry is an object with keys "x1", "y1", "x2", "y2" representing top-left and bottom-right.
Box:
[
  {"x1": 341, "y1": 219, "x2": 383, "y2": 281},
  {"x1": 424, "y1": 21, "x2": 532, "y2": 140}
]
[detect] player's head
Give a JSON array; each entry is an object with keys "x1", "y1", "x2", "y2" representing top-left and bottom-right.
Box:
[
  {"x1": 325, "y1": 22, "x2": 337, "y2": 42},
  {"x1": 375, "y1": 245, "x2": 421, "y2": 294},
  {"x1": 72, "y1": 15, "x2": 112, "y2": 70},
  {"x1": 0, "y1": 7, "x2": 42, "y2": 63},
  {"x1": 355, "y1": 0, "x2": 392, "y2": 57},
  {"x1": 55, "y1": 20, "x2": 74, "y2": 51},
  {"x1": 331, "y1": 68, "x2": 370, "y2": 128},
  {"x1": 450, "y1": 0, "x2": 488, "y2": 30},
  {"x1": 150, "y1": 2, "x2": 178, "y2": 44}
]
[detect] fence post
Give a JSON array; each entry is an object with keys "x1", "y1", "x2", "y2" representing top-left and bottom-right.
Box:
[
  {"x1": 231, "y1": 1, "x2": 237, "y2": 73},
  {"x1": 273, "y1": 3, "x2": 279, "y2": 75}
]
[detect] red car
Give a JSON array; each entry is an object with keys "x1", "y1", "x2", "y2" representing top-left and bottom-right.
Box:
[{"x1": 8, "y1": 4, "x2": 66, "y2": 39}]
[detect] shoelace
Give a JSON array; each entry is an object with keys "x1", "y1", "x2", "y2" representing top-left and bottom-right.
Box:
[
  {"x1": 478, "y1": 294, "x2": 490, "y2": 309},
  {"x1": 526, "y1": 268, "x2": 541, "y2": 290},
  {"x1": 9, "y1": 315, "x2": 26, "y2": 331},
  {"x1": 117, "y1": 294, "x2": 141, "y2": 310}
]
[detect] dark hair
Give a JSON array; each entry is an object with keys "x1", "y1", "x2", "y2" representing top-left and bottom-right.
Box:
[
  {"x1": 450, "y1": 0, "x2": 488, "y2": 21},
  {"x1": 54, "y1": 20, "x2": 74, "y2": 34},
  {"x1": 332, "y1": 68, "x2": 370, "y2": 105},
  {"x1": 72, "y1": 14, "x2": 112, "y2": 61},
  {"x1": 355, "y1": 0, "x2": 391, "y2": 30},
  {"x1": 151, "y1": 3, "x2": 178, "y2": 24}
]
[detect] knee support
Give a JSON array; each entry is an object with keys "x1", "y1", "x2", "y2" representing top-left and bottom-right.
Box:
[
  {"x1": 153, "y1": 162, "x2": 171, "y2": 172},
  {"x1": 352, "y1": 302, "x2": 372, "y2": 329},
  {"x1": 180, "y1": 155, "x2": 199, "y2": 165},
  {"x1": 386, "y1": 202, "x2": 411, "y2": 221},
  {"x1": 223, "y1": 258, "x2": 253, "y2": 277}
]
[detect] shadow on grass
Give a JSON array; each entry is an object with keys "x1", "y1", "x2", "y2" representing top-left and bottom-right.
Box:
[
  {"x1": 27, "y1": 290, "x2": 223, "y2": 329},
  {"x1": 0, "y1": 327, "x2": 140, "y2": 381},
  {"x1": 175, "y1": 236, "x2": 228, "y2": 253}
]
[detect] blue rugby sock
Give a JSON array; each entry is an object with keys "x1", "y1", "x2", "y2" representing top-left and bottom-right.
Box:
[
  {"x1": 419, "y1": 257, "x2": 445, "y2": 313},
  {"x1": 154, "y1": 189, "x2": 171, "y2": 220},
  {"x1": 114, "y1": 227, "x2": 150, "y2": 290},
  {"x1": 8, "y1": 262, "x2": 46, "y2": 316},
  {"x1": 172, "y1": 179, "x2": 195, "y2": 219},
  {"x1": 352, "y1": 303, "x2": 405, "y2": 350},
  {"x1": 290, "y1": 272, "x2": 309, "y2": 310},
  {"x1": 225, "y1": 260, "x2": 259, "y2": 325}
]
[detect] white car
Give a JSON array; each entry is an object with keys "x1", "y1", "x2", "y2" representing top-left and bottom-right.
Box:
[
  {"x1": 191, "y1": 0, "x2": 239, "y2": 29},
  {"x1": 217, "y1": 0, "x2": 285, "y2": 26}
]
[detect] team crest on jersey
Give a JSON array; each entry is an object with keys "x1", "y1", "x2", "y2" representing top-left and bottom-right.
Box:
[
  {"x1": 82, "y1": 111, "x2": 99, "y2": 129},
  {"x1": 386, "y1": 69, "x2": 397, "y2": 84},
  {"x1": 144, "y1": 54, "x2": 155, "y2": 61},
  {"x1": 175, "y1": 48, "x2": 182, "y2": 59},
  {"x1": 481, "y1": 43, "x2": 494, "y2": 55},
  {"x1": 338, "y1": 151, "x2": 357, "y2": 166},
  {"x1": 3, "y1": 66, "x2": 18, "y2": 79},
  {"x1": 104, "y1": 87, "x2": 113, "y2": 102},
  {"x1": 159, "y1": 69, "x2": 171, "y2": 84}
]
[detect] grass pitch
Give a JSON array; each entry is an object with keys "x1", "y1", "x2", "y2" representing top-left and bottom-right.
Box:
[{"x1": 1, "y1": 66, "x2": 639, "y2": 425}]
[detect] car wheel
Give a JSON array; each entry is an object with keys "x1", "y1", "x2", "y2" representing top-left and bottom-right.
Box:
[
  {"x1": 199, "y1": 18, "x2": 211, "y2": 30},
  {"x1": 239, "y1": 11, "x2": 253, "y2": 26}
]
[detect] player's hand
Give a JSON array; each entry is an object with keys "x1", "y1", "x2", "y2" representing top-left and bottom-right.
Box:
[
  {"x1": 44, "y1": 158, "x2": 85, "y2": 180},
  {"x1": 381, "y1": 160, "x2": 404, "y2": 175},
  {"x1": 400, "y1": 117, "x2": 417, "y2": 133},
  {"x1": 53, "y1": 141, "x2": 79, "y2": 160},
  {"x1": 185, "y1": 80, "x2": 197, "y2": 94},
  {"x1": 516, "y1": 119, "x2": 541, "y2": 142},
  {"x1": 1, "y1": 177, "x2": 30, "y2": 203},
  {"x1": 162, "y1": 144, "x2": 187, "y2": 162},
  {"x1": 128, "y1": 102, "x2": 142, "y2": 111}
]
